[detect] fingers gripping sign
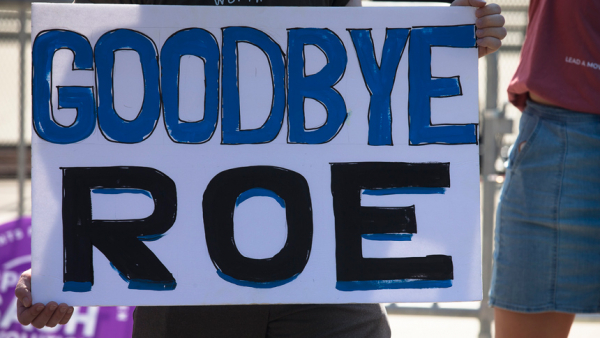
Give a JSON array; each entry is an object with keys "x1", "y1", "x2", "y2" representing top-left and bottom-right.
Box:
[
  {"x1": 452, "y1": 0, "x2": 507, "y2": 57},
  {"x1": 15, "y1": 269, "x2": 74, "y2": 329}
]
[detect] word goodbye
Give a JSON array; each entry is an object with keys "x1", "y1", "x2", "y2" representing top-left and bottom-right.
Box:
[{"x1": 33, "y1": 25, "x2": 477, "y2": 147}]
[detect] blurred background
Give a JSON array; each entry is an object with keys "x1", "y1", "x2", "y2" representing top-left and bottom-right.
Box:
[{"x1": 0, "y1": 0, "x2": 598, "y2": 337}]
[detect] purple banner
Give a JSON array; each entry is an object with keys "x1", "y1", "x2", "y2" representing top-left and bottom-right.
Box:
[{"x1": 0, "y1": 218, "x2": 134, "y2": 338}]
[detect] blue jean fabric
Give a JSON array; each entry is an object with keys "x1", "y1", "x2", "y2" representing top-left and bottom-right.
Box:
[{"x1": 489, "y1": 100, "x2": 600, "y2": 313}]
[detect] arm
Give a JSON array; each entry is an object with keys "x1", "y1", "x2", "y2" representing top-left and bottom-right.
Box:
[
  {"x1": 15, "y1": 269, "x2": 74, "y2": 328},
  {"x1": 452, "y1": 0, "x2": 506, "y2": 57}
]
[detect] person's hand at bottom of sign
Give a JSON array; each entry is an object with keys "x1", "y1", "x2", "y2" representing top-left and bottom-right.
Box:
[
  {"x1": 452, "y1": 0, "x2": 507, "y2": 58},
  {"x1": 15, "y1": 269, "x2": 75, "y2": 329}
]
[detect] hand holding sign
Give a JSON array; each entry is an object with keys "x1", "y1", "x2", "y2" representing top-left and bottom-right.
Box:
[
  {"x1": 451, "y1": 0, "x2": 506, "y2": 57},
  {"x1": 15, "y1": 269, "x2": 74, "y2": 329}
]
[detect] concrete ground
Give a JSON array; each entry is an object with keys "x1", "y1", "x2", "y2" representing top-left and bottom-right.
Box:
[{"x1": 1, "y1": 178, "x2": 599, "y2": 337}]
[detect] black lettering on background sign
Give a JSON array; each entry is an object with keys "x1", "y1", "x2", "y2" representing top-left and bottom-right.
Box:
[
  {"x1": 62, "y1": 166, "x2": 177, "y2": 292},
  {"x1": 360, "y1": 205, "x2": 416, "y2": 234},
  {"x1": 330, "y1": 162, "x2": 453, "y2": 285},
  {"x1": 203, "y1": 166, "x2": 313, "y2": 286}
]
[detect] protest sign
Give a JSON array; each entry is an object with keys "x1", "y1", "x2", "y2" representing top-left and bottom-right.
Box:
[{"x1": 31, "y1": 4, "x2": 481, "y2": 306}]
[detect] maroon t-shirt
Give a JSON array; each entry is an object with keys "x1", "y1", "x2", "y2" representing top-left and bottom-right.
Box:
[{"x1": 507, "y1": 0, "x2": 600, "y2": 114}]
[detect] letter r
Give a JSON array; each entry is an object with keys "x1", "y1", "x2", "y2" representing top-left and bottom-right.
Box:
[{"x1": 62, "y1": 166, "x2": 177, "y2": 292}]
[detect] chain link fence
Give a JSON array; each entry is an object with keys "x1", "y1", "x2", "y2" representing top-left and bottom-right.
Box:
[{"x1": 0, "y1": 2, "x2": 30, "y2": 178}]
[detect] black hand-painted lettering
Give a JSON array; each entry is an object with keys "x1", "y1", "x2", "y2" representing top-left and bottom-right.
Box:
[
  {"x1": 203, "y1": 166, "x2": 313, "y2": 286},
  {"x1": 62, "y1": 166, "x2": 177, "y2": 292},
  {"x1": 330, "y1": 162, "x2": 453, "y2": 289}
]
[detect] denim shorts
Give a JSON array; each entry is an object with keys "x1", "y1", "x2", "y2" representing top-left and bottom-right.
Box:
[{"x1": 489, "y1": 100, "x2": 600, "y2": 313}]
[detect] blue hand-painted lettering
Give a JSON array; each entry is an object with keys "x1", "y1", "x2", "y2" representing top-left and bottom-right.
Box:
[
  {"x1": 32, "y1": 30, "x2": 95, "y2": 144},
  {"x1": 95, "y1": 29, "x2": 161, "y2": 144},
  {"x1": 408, "y1": 25, "x2": 478, "y2": 145},
  {"x1": 161, "y1": 28, "x2": 220, "y2": 144},
  {"x1": 349, "y1": 28, "x2": 410, "y2": 146},
  {"x1": 33, "y1": 25, "x2": 476, "y2": 146},
  {"x1": 287, "y1": 28, "x2": 348, "y2": 144},
  {"x1": 221, "y1": 27, "x2": 286, "y2": 144}
]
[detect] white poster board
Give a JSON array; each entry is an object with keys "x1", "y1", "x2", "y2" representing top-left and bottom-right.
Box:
[{"x1": 31, "y1": 3, "x2": 481, "y2": 306}]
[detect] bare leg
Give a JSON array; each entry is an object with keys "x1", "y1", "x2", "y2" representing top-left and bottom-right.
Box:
[{"x1": 494, "y1": 308, "x2": 575, "y2": 338}]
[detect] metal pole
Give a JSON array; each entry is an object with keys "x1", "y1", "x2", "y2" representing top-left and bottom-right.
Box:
[
  {"x1": 478, "y1": 51, "x2": 499, "y2": 338},
  {"x1": 485, "y1": 53, "x2": 499, "y2": 112},
  {"x1": 17, "y1": 1, "x2": 28, "y2": 219},
  {"x1": 479, "y1": 118, "x2": 496, "y2": 338}
]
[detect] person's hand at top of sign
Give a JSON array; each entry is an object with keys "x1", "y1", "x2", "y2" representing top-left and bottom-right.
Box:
[
  {"x1": 15, "y1": 269, "x2": 75, "y2": 329},
  {"x1": 451, "y1": 0, "x2": 507, "y2": 57}
]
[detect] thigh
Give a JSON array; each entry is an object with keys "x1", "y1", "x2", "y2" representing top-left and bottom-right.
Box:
[
  {"x1": 266, "y1": 304, "x2": 391, "y2": 338},
  {"x1": 133, "y1": 305, "x2": 270, "y2": 338},
  {"x1": 132, "y1": 306, "x2": 169, "y2": 338},
  {"x1": 494, "y1": 308, "x2": 574, "y2": 338}
]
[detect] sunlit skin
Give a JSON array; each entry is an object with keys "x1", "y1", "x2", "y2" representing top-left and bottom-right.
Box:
[
  {"x1": 451, "y1": 0, "x2": 507, "y2": 58},
  {"x1": 529, "y1": 91, "x2": 559, "y2": 107},
  {"x1": 495, "y1": 308, "x2": 575, "y2": 338},
  {"x1": 15, "y1": 269, "x2": 74, "y2": 329}
]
